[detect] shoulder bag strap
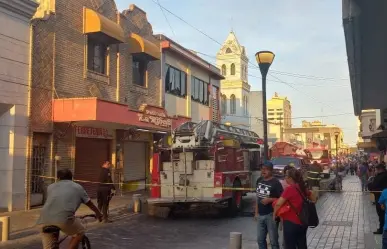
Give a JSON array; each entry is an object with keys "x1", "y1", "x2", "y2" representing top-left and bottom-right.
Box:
[
  {"x1": 287, "y1": 199, "x2": 300, "y2": 216},
  {"x1": 293, "y1": 185, "x2": 310, "y2": 202},
  {"x1": 286, "y1": 186, "x2": 307, "y2": 221}
]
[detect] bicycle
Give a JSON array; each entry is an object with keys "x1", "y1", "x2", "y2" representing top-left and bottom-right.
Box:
[{"x1": 42, "y1": 214, "x2": 96, "y2": 249}]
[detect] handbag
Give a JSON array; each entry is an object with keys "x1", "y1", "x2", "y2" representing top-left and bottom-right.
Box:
[
  {"x1": 272, "y1": 199, "x2": 290, "y2": 217},
  {"x1": 288, "y1": 187, "x2": 319, "y2": 228}
]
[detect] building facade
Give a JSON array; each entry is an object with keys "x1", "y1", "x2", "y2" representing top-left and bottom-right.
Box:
[
  {"x1": 216, "y1": 31, "x2": 250, "y2": 129},
  {"x1": 356, "y1": 109, "x2": 381, "y2": 157},
  {"x1": 343, "y1": 1, "x2": 387, "y2": 160},
  {"x1": 267, "y1": 92, "x2": 292, "y2": 142},
  {"x1": 0, "y1": 0, "x2": 38, "y2": 211},
  {"x1": 158, "y1": 35, "x2": 223, "y2": 123},
  {"x1": 284, "y1": 121, "x2": 344, "y2": 156},
  {"x1": 249, "y1": 91, "x2": 263, "y2": 138},
  {"x1": 26, "y1": 1, "x2": 188, "y2": 209}
]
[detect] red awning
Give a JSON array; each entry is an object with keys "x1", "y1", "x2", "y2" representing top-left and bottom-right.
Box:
[{"x1": 52, "y1": 98, "x2": 189, "y2": 131}]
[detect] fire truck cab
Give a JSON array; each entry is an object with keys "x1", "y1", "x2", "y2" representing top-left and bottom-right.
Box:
[{"x1": 149, "y1": 120, "x2": 263, "y2": 215}]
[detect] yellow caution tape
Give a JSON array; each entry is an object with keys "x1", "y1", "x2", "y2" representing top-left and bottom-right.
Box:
[{"x1": 31, "y1": 174, "x2": 381, "y2": 193}]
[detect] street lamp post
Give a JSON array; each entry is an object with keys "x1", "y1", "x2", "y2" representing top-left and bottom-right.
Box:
[
  {"x1": 256, "y1": 51, "x2": 275, "y2": 162},
  {"x1": 334, "y1": 131, "x2": 340, "y2": 168}
]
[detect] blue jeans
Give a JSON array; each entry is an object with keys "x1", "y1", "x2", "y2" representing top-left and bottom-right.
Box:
[
  {"x1": 383, "y1": 230, "x2": 387, "y2": 249},
  {"x1": 257, "y1": 213, "x2": 280, "y2": 249}
]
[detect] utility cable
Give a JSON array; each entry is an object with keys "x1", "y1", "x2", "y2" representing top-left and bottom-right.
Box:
[
  {"x1": 155, "y1": 0, "x2": 177, "y2": 41},
  {"x1": 151, "y1": 0, "x2": 350, "y2": 83}
]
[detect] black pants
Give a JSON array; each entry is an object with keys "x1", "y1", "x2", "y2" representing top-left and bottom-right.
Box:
[
  {"x1": 283, "y1": 220, "x2": 307, "y2": 249},
  {"x1": 376, "y1": 202, "x2": 385, "y2": 231},
  {"x1": 97, "y1": 187, "x2": 111, "y2": 221}
]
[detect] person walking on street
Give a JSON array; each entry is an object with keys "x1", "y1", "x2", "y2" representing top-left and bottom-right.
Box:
[
  {"x1": 255, "y1": 162, "x2": 283, "y2": 249},
  {"x1": 97, "y1": 161, "x2": 116, "y2": 223},
  {"x1": 358, "y1": 162, "x2": 369, "y2": 192},
  {"x1": 350, "y1": 161, "x2": 356, "y2": 175},
  {"x1": 368, "y1": 164, "x2": 387, "y2": 234},
  {"x1": 274, "y1": 168, "x2": 317, "y2": 249}
]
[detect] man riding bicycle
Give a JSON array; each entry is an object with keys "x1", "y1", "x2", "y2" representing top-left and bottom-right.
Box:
[{"x1": 37, "y1": 169, "x2": 102, "y2": 249}]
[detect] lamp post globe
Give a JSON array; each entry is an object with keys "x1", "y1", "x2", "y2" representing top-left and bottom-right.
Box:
[{"x1": 255, "y1": 51, "x2": 275, "y2": 161}]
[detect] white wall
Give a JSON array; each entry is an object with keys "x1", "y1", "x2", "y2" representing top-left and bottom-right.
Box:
[
  {"x1": 165, "y1": 93, "x2": 187, "y2": 117},
  {"x1": 360, "y1": 110, "x2": 378, "y2": 138},
  {"x1": 221, "y1": 87, "x2": 250, "y2": 128},
  {"x1": 0, "y1": 1, "x2": 37, "y2": 211},
  {"x1": 191, "y1": 101, "x2": 210, "y2": 123}
]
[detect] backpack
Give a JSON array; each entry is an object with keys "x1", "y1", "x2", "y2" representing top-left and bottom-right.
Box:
[{"x1": 288, "y1": 187, "x2": 319, "y2": 228}]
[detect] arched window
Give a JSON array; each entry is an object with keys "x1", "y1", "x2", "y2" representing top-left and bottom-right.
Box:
[
  {"x1": 221, "y1": 94, "x2": 227, "y2": 115},
  {"x1": 226, "y1": 48, "x2": 232, "y2": 53},
  {"x1": 221, "y1": 64, "x2": 226, "y2": 76},
  {"x1": 231, "y1": 63, "x2": 235, "y2": 75},
  {"x1": 230, "y1": 94, "x2": 236, "y2": 114}
]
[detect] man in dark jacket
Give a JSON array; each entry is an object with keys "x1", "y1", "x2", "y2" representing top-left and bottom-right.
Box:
[
  {"x1": 97, "y1": 161, "x2": 116, "y2": 223},
  {"x1": 368, "y1": 164, "x2": 387, "y2": 234},
  {"x1": 307, "y1": 161, "x2": 322, "y2": 189}
]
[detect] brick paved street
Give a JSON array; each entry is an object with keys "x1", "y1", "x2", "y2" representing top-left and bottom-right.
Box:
[
  {"x1": 304, "y1": 175, "x2": 381, "y2": 249},
  {"x1": 0, "y1": 175, "x2": 382, "y2": 249},
  {"x1": 0, "y1": 193, "x2": 144, "y2": 240}
]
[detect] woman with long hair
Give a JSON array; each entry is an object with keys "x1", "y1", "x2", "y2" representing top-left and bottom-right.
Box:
[
  {"x1": 279, "y1": 164, "x2": 294, "y2": 190},
  {"x1": 273, "y1": 168, "x2": 316, "y2": 249}
]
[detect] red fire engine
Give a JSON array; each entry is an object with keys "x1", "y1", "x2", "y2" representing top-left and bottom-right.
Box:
[
  {"x1": 149, "y1": 120, "x2": 263, "y2": 215},
  {"x1": 306, "y1": 145, "x2": 331, "y2": 168},
  {"x1": 269, "y1": 141, "x2": 311, "y2": 159}
]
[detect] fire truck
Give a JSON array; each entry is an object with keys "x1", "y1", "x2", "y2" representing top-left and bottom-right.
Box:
[
  {"x1": 270, "y1": 141, "x2": 311, "y2": 159},
  {"x1": 306, "y1": 146, "x2": 331, "y2": 172},
  {"x1": 149, "y1": 120, "x2": 263, "y2": 216}
]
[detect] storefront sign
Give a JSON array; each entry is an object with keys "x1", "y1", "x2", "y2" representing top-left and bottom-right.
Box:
[
  {"x1": 75, "y1": 126, "x2": 113, "y2": 139},
  {"x1": 137, "y1": 105, "x2": 172, "y2": 128}
]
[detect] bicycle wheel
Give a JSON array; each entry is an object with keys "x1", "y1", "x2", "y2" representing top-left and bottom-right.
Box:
[{"x1": 80, "y1": 236, "x2": 91, "y2": 249}]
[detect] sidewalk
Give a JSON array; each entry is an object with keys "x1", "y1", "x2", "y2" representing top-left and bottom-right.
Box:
[
  {"x1": 0, "y1": 191, "x2": 147, "y2": 240},
  {"x1": 306, "y1": 175, "x2": 381, "y2": 249},
  {"x1": 239, "y1": 175, "x2": 381, "y2": 249}
]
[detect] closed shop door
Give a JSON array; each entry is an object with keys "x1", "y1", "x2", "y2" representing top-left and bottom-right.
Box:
[
  {"x1": 124, "y1": 142, "x2": 147, "y2": 189},
  {"x1": 75, "y1": 138, "x2": 110, "y2": 198}
]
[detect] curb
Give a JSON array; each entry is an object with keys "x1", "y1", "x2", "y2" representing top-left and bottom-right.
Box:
[{"x1": 0, "y1": 205, "x2": 131, "y2": 248}]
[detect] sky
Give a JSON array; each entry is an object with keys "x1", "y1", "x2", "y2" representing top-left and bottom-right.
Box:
[{"x1": 116, "y1": 0, "x2": 358, "y2": 145}]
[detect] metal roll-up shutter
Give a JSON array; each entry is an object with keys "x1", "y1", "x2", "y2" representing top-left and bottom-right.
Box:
[
  {"x1": 75, "y1": 138, "x2": 110, "y2": 198},
  {"x1": 123, "y1": 142, "x2": 146, "y2": 189}
]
